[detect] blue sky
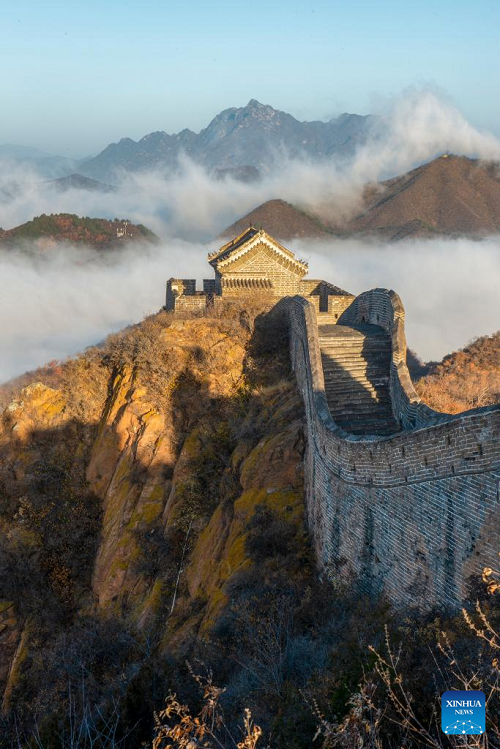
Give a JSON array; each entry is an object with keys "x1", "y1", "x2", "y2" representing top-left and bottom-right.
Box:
[{"x1": 1, "y1": 0, "x2": 499, "y2": 156}]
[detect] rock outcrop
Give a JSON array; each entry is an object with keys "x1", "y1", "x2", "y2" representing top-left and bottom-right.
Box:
[{"x1": 0, "y1": 308, "x2": 305, "y2": 732}]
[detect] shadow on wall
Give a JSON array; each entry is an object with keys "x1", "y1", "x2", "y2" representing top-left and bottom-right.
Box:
[{"x1": 318, "y1": 322, "x2": 400, "y2": 436}]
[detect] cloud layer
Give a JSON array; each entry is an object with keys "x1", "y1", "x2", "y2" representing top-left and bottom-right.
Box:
[
  {"x1": 1, "y1": 88, "x2": 500, "y2": 383},
  {"x1": 1, "y1": 235, "x2": 500, "y2": 383},
  {"x1": 2, "y1": 88, "x2": 500, "y2": 239}
]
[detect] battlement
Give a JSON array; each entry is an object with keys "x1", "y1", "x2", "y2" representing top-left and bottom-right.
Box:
[{"x1": 165, "y1": 228, "x2": 350, "y2": 314}]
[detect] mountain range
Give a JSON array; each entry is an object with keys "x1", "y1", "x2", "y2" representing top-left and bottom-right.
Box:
[
  {"x1": 77, "y1": 99, "x2": 380, "y2": 182},
  {"x1": 2, "y1": 154, "x2": 499, "y2": 243},
  {"x1": 0, "y1": 143, "x2": 82, "y2": 179},
  {"x1": 221, "y1": 155, "x2": 500, "y2": 241}
]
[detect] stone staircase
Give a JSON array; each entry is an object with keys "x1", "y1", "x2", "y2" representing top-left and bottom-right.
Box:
[{"x1": 318, "y1": 323, "x2": 400, "y2": 436}]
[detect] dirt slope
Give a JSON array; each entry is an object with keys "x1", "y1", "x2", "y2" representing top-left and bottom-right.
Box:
[
  {"x1": 219, "y1": 198, "x2": 334, "y2": 240},
  {"x1": 349, "y1": 155, "x2": 500, "y2": 239}
]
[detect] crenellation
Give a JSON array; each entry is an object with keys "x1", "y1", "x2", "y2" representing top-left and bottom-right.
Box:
[{"x1": 165, "y1": 227, "x2": 351, "y2": 312}]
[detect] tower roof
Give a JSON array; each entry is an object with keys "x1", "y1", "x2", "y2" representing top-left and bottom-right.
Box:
[{"x1": 208, "y1": 226, "x2": 308, "y2": 276}]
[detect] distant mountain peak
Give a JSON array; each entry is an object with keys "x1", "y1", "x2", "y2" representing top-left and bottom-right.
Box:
[
  {"x1": 44, "y1": 173, "x2": 117, "y2": 193},
  {"x1": 80, "y1": 101, "x2": 379, "y2": 181}
]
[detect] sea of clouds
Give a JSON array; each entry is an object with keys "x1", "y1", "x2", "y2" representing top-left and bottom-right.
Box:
[{"x1": 1, "y1": 88, "x2": 500, "y2": 383}]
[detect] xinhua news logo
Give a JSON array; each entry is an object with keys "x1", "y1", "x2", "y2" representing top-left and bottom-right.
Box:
[{"x1": 441, "y1": 690, "x2": 485, "y2": 735}]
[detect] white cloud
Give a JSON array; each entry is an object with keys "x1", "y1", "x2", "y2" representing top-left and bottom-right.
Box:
[
  {"x1": 1, "y1": 88, "x2": 500, "y2": 381},
  {"x1": 1, "y1": 235, "x2": 500, "y2": 383}
]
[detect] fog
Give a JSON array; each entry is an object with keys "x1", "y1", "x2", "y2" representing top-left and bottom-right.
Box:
[
  {"x1": 1, "y1": 235, "x2": 500, "y2": 383},
  {"x1": 1, "y1": 89, "x2": 500, "y2": 383},
  {"x1": 300, "y1": 236, "x2": 500, "y2": 364},
  {"x1": 2, "y1": 89, "x2": 500, "y2": 239}
]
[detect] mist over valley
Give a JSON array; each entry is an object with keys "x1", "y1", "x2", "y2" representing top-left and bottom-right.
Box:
[{"x1": 1, "y1": 89, "x2": 500, "y2": 383}]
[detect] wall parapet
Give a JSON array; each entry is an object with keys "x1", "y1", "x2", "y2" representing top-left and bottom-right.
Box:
[
  {"x1": 338, "y1": 288, "x2": 454, "y2": 429},
  {"x1": 277, "y1": 294, "x2": 500, "y2": 609}
]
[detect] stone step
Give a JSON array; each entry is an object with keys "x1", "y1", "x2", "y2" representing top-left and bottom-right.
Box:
[
  {"x1": 318, "y1": 324, "x2": 387, "y2": 334},
  {"x1": 319, "y1": 333, "x2": 390, "y2": 341},
  {"x1": 320, "y1": 331, "x2": 388, "y2": 338},
  {"x1": 321, "y1": 353, "x2": 390, "y2": 362},
  {"x1": 326, "y1": 396, "x2": 391, "y2": 407},
  {"x1": 324, "y1": 378, "x2": 389, "y2": 389},
  {"x1": 322, "y1": 358, "x2": 390, "y2": 366},
  {"x1": 323, "y1": 364, "x2": 390, "y2": 372},
  {"x1": 318, "y1": 321, "x2": 399, "y2": 436},
  {"x1": 320, "y1": 344, "x2": 391, "y2": 351},
  {"x1": 324, "y1": 376, "x2": 389, "y2": 385},
  {"x1": 323, "y1": 370, "x2": 389, "y2": 381},
  {"x1": 319, "y1": 342, "x2": 391, "y2": 350},
  {"x1": 324, "y1": 385, "x2": 389, "y2": 395},
  {"x1": 331, "y1": 408, "x2": 394, "y2": 416},
  {"x1": 325, "y1": 383, "x2": 390, "y2": 395},
  {"x1": 323, "y1": 363, "x2": 389, "y2": 372},
  {"x1": 327, "y1": 388, "x2": 389, "y2": 397},
  {"x1": 318, "y1": 333, "x2": 391, "y2": 348},
  {"x1": 322, "y1": 358, "x2": 390, "y2": 368},
  {"x1": 329, "y1": 399, "x2": 393, "y2": 410},
  {"x1": 322, "y1": 367, "x2": 389, "y2": 378}
]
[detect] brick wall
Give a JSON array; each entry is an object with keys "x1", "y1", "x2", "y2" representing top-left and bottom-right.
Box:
[
  {"x1": 279, "y1": 294, "x2": 500, "y2": 609},
  {"x1": 338, "y1": 289, "x2": 442, "y2": 429},
  {"x1": 166, "y1": 278, "x2": 197, "y2": 311},
  {"x1": 174, "y1": 296, "x2": 207, "y2": 314}
]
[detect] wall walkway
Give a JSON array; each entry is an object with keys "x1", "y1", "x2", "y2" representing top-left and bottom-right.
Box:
[{"x1": 280, "y1": 291, "x2": 500, "y2": 608}]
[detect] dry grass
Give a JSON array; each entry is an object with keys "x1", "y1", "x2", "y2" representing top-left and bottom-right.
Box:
[{"x1": 415, "y1": 331, "x2": 500, "y2": 413}]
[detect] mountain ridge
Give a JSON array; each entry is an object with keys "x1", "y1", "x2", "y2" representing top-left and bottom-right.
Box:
[
  {"x1": 219, "y1": 155, "x2": 500, "y2": 241},
  {"x1": 79, "y1": 99, "x2": 379, "y2": 181},
  {"x1": 44, "y1": 173, "x2": 117, "y2": 193},
  {"x1": 0, "y1": 212, "x2": 157, "y2": 250},
  {"x1": 349, "y1": 154, "x2": 500, "y2": 238}
]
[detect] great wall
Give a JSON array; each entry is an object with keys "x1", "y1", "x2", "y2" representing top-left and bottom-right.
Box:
[{"x1": 167, "y1": 227, "x2": 500, "y2": 609}]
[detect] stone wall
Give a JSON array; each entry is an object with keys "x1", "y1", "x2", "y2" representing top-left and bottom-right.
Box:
[
  {"x1": 338, "y1": 288, "x2": 445, "y2": 429},
  {"x1": 166, "y1": 278, "x2": 197, "y2": 311},
  {"x1": 219, "y1": 241, "x2": 304, "y2": 297},
  {"x1": 280, "y1": 294, "x2": 500, "y2": 609},
  {"x1": 174, "y1": 295, "x2": 207, "y2": 314},
  {"x1": 328, "y1": 294, "x2": 355, "y2": 320}
]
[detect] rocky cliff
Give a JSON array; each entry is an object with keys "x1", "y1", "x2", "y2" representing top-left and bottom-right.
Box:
[
  {"x1": 0, "y1": 304, "x2": 313, "y2": 745},
  {"x1": 1, "y1": 303, "x2": 499, "y2": 747}
]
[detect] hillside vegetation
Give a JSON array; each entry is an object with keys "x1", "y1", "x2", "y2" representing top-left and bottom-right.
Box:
[
  {"x1": 415, "y1": 330, "x2": 500, "y2": 413},
  {"x1": 1, "y1": 304, "x2": 500, "y2": 747},
  {"x1": 0, "y1": 213, "x2": 157, "y2": 250},
  {"x1": 0, "y1": 300, "x2": 328, "y2": 747}
]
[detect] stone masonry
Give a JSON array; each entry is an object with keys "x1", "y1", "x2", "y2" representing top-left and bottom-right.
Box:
[
  {"x1": 164, "y1": 229, "x2": 500, "y2": 609},
  {"x1": 165, "y1": 227, "x2": 353, "y2": 317},
  {"x1": 279, "y1": 293, "x2": 500, "y2": 609}
]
